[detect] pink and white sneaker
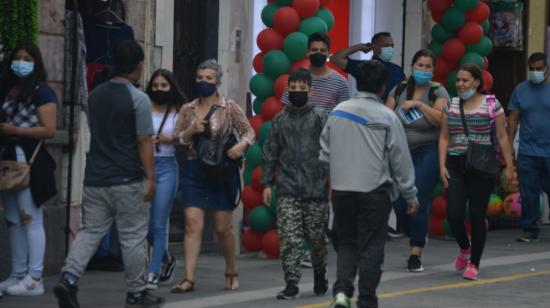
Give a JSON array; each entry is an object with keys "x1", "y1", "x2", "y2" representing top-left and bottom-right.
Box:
[
  {"x1": 463, "y1": 263, "x2": 480, "y2": 281},
  {"x1": 454, "y1": 247, "x2": 471, "y2": 272}
]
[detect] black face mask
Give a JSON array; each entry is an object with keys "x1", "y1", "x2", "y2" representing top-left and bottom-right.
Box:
[
  {"x1": 148, "y1": 90, "x2": 172, "y2": 105},
  {"x1": 309, "y1": 53, "x2": 327, "y2": 67},
  {"x1": 288, "y1": 91, "x2": 309, "y2": 107},
  {"x1": 195, "y1": 81, "x2": 217, "y2": 97}
]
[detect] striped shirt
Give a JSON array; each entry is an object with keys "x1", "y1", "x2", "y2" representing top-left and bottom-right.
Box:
[
  {"x1": 282, "y1": 69, "x2": 350, "y2": 112},
  {"x1": 445, "y1": 96, "x2": 503, "y2": 156}
]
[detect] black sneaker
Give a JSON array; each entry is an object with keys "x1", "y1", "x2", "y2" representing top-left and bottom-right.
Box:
[
  {"x1": 517, "y1": 233, "x2": 539, "y2": 243},
  {"x1": 407, "y1": 255, "x2": 424, "y2": 272},
  {"x1": 300, "y1": 251, "x2": 313, "y2": 268},
  {"x1": 125, "y1": 290, "x2": 165, "y2": 308},
  {"x1": 145, "y1": 273, "x2": 160, "y2": 290},
  {"x1": 276, "y1": 283, "x2": 300, "y2": 300},
  {"x1": 159, "y1": 254, "x2": 177, "y2": 285},
  {"x1": 53, "y1": 279, "x2": 80, "y2": 308},
  {"x1": 388, "y1": 227, "x2": 404, "y2": 239},
  {"x1": 313, "y1": 267, "x2": 328, "y2": 295}
]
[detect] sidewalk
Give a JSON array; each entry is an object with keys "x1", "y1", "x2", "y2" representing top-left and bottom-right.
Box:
[{"x1": 2, "y1": 227, "x2": 550, "y2": 308}]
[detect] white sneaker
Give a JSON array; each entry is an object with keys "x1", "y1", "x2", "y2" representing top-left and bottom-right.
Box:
[
  {"x1": 0, "y1": 275, "x2": 22, "y2": 292},
  {"x1": 5, "y1": 275, "x2": 45, "y2": 296}
]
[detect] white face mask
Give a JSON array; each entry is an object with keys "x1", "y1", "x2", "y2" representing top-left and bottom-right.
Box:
[
  {"x1": 528, "y1": 70, "x2": 546, "y2": 84},
  {"x1": 379, "y1": 47, "x2": 394, "y2": 62}
]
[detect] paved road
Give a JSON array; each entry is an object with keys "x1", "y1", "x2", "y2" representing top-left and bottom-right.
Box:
[{"x1": 3, "y1": 228, "x2": 550, "y2": 308}]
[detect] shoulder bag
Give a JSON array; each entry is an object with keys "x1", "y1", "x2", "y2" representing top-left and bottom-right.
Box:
[{"x1": 0, "y1": 140, "x2": 43, "y2": 191}]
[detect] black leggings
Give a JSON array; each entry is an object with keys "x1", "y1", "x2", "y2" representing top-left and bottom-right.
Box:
[{"x1": 446, "y1": 155, "x2": 495, "y2": 267}]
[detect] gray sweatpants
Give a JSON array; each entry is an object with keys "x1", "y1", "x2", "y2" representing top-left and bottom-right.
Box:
[{"x1": 62, "y1": 182, "x2": 149, "y2": 292}]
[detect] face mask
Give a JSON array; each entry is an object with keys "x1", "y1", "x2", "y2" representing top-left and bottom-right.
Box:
[
  {"x1": 528, "y1": 70, "x2": 546, "y2": 84},
  {"x1": 309, "y1": 53, "x2": 327, "y2": 67},
  {"x1": 195, "y1": 81, "x2": 217, "y2": 97},
  {"x1": 11, "y1": 60, "x2": 34, "y2": 78},
  {"x1": 288, "y1": 91, "x2": 309, "y2": 107},
  {"x1": 148, "y1": 90, "x2": 172, "y2": 105},
  {"x1": 411, "y1": 69, "x2": 433, "y2": 85},
  {"x1": 379, "y1": 47, "x2": 394, "y2": 62},
  {"x1": 459, "y1": 88, "x2": 476, "y2": 100}
]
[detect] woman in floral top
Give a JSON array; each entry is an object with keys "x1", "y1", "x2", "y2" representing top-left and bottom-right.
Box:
[
  {"x1": 439, "y1": 63, "x2": 514, "y2": 281},
  {"x1": 171, "y1": 59, "x2": 254, "y2": 293}
]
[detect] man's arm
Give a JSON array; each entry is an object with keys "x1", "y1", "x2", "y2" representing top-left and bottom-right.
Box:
[
  {"x1": 330, "y1": 43, "x2": 374, "y2": 71},
  {"x1": 508, "y1": 110, "x2": 520, "y2": 147},
  {"x1": 387, "y1": 116, "x2": 418, "y2": 205},
  {"x1": 137, "y1": 135, "x2": 155, "y2": 202}
]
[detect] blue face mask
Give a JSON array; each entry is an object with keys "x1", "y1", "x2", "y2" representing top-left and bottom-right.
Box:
[
  {"x1": 411, "y1": 69, "x2": 433, "y2": 85},
  {"x1": 379, "y1": 47, "x2": 394, "y2": 62},
  {"x1": 528, "y1": 70, "x2": 546, "y2": 84},
  {"x1": 459, "y1": 88, "x2": 476, "y2": 100},
  {"x1": 11, "y1": 60, "x2": 34, "y2": 78},
  {"x1": 195, "y1": 81, "x2": 217, "y2": 97}
]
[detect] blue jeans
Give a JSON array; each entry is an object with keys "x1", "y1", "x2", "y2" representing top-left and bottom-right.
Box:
[
  {"x1": 517, "y1": 154, "x2": 550, "y2": 237},
  {"x1": 395, "y1": 143, "x2": 439, "y2": 248},
  {"x1": 148, "y1": 156, "x2": 179, "y2": 273}
]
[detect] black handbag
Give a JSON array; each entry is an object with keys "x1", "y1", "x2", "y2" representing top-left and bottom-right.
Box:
[
  {"x1": 196, "y1": 105, "x2": 242, "y2": 183},
  {"x1": 459, "y1": 101, "x2": 499, "y2": 175}
]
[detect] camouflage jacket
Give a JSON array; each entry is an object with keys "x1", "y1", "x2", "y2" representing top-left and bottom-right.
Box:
[{"x1": 261, "y1": 104, "x2": 329, "y2": 201}]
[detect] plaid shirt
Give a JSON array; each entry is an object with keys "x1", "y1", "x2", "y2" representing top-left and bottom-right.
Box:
[{"x1": 1, "y1": 96, "x2": 41, "y2": 128}]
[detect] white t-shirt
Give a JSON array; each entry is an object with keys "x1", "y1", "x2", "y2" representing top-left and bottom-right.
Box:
[{"x1": 152, "y1": 111, "x2": 178, "y2": 157}]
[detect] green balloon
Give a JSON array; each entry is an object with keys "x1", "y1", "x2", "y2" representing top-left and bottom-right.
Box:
[
  {"x1": 243, "y1": 165, "x2": 253, "y2": 185},
  {"x1": 454, "y1": 0, "x2": 480, "y2": 13},
  {"x1": 275, "y1": 0, "x2": 292, "y2": 6},
  {"x1": 315, "y1": 7, "x2": 335, "y2": 31},
  {"x1": 249, "y1": 206, "x2": 276, "y2": 233},
  {"x1": 259, "y1": 121, "x2": 272, "y2": 145},
  {"x1": 442, "y1": 8, "x2": 466, "y2": 32},
  {"x1": 263, "y1": 50, "x2": 291, "y2": 79},
  {"x1": 250, "y1": 73, "x2": 275, "y2": 98},
  {"x1": 432, "y1": 182, "x2": 443, "y2": 198},
  {"x1": 428, "y1": 40, "x2": 443, "y2": 58},
  {"x1": 253, "y1": 97, "x2": 264, "y2": 115},
  {"x1": 446, "y1": 70, "x2": 458, "y2": 97},
  {"x1": 299, "y1": 17, "x2": 328, "y2": 36},
  {"x1": 466, "y1": 36, "x2": 493, "y2": 57},
  {"x1": 284, "y1": 32, "x2": 309, "y2": 61},
  {"x1": 460, "y1": 52, "x2": 484, "y2": 69},
  {"x1": 481, "y1": 20, "x2": 490, "y2": 34},
  {"x1": 431, "y1": 24, "x2": 454, "y2": 44},
  {"x1": 267, "y1": 186, "x2": 278, "y2": 215},
  {"x1": 245, "y1": 143, "x2": 263, "y2": 168},
  {"x1": 261, "y1": 4, "x2": 279, "y2": 28}
]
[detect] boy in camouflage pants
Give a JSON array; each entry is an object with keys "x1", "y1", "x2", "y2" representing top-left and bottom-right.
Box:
[{"x1": 262, "y1": 68, "x2": 330, "y2": 300}]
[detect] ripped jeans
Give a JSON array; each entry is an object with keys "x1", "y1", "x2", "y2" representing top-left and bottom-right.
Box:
[{"x1": 0, "y1": 146, "x2": 45, "y2": 279}]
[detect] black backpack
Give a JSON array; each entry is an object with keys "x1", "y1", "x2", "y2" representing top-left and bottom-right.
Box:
[{"x1": 393, "y1": 81, "x2": 440, "y2": 109}]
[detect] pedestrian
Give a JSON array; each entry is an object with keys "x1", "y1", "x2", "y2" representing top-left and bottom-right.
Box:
[
  {"x1": 0, "y1": 41, "x2": 58, "y2": 297},
  {"x1": 508, "y1": 52, "x2": 550, "y2": 243},
  {"x1": 53, "y1": 40, "x2": 164, "y2": 308},
  {"x1": 385, "y1": 49, "x2": 449, "y2": 272},
  {"x1": 439, "y1": 63, "x2": 514, "y2": 281},
  {"x1": 320, "y1": 60, "x2": 419, "y2": 308},
  {"x1": 171, "y1": 59, "x2": 254, "y2": 293},
  {"x1": 262, "y1": 68, "x2": 329, "y2": 300},
  {"x1": 330, "y1": 32, "x2": 406, "y2": 102},
  {"x1": 144, "y1": 69, "x2": 186, "y2": 289}
]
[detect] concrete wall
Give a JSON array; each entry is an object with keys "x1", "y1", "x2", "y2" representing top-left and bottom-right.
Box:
[{"x1": 528, "y1": 0, "x2": 549, "y2": 63}]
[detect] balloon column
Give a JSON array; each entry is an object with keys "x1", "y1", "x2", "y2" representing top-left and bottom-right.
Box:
[
  {"x1": 428, "y1": 0, "x2": 493, "y2": 96},
  {"x1": 243, "y1": 0, "x2": 335, "y2": 258}
]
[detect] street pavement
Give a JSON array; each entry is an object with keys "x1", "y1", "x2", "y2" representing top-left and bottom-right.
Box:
[{"x1": 2, "y1": 227, "x2": 550, "y2": 308}]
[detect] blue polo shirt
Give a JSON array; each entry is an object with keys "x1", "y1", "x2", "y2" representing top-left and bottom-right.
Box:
[
  {"x1": 345, "y1": 58, "x2": 406, "y2": 102},
  {"x1": 508, "y1": 80, "x2": 550, "y2": 157}
]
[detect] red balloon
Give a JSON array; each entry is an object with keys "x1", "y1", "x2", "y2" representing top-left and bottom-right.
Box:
[
  {"x1": 434, "y1": 57, "x2": 456, "y2": 81},
  {"x1": 429, "y1": 217, "x2": 445, "y2": 237},
  {"x1": 320, "y1": 0, "x2": 333, "y2": 6},
  {"x1": 261, "y1": 97, "x2": 283, "y2": 121},
  {"x1": 242, "y1": 228, "x2": 263, "y2": 252},
  {"x1": 290, "y1": 58, "x2": 311, "y2": 72},
  {"x1": 431, "y1": 10, "x2": 444, "y2": 23},
  {"x1": 274, "y1": 75, "x2": 289, "y2": 99},
  {"x1": 482, "y1": 70, "x2": 494, "y2": 91},
  {"x1": 257, "y1": 28, "x2": 284, "y2": 52},
  {"x1": 293, "y1": 0, "x2": 320, "y2": 19},
  {"x1": 465, "y1": 2, "x2": 490, "y2": 23},
  {"x1": 262, "y1": 229, "x2": 280, "y2": 257},
  {"x1": 431, "y1": 195, "x2": 447, "y2": 219},
  {"x1": 268, "y1": 0, "x2": 275, "y2": 3},
  {"x1": 242, "y1": 185, "x2": 263, "y2": 211},
  {"x1": 458, "y1": 22, "x2": 483, "y2": 45},
  {"x1": 253, "y1": 52, "x2": 265, "y2": 73},
  {"x1": 273, "y1": 7, "x2": 301, "y2": 36},
  {"x1": 442, "y1": 39, "x2": 466, "y2": 63},
  {"x1": 249, "y1": 115, "x2": 264, "y2": 135},
  {"x1": 427, "y1": 0, "x2": 452, "y2": 14},
  {"x1": 483, "y1": 57, "x2": 489, "y2": 70},
  {"x1": 252, "y1": 167, "x2": 263, "y2": 192}
]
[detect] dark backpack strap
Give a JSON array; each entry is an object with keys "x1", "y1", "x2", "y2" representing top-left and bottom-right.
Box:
[
  {"x1": 393, "y1": 82, "x2": 408, "y2": 110},
  {"x1": 155, "y1": 108, "x2": 171, "y2": 153},
  {"x1": 458, "y1": 99, "x2": 470, "y2": 138},
  {"x1": 427, "y1": 83, "x2": 440, "y2": 107},
  {"x1": 202, "y1": 105, "x2": 219, "y2": 138}
]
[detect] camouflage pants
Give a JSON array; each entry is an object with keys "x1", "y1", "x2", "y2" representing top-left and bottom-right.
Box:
[{"x1": 277, "y1": 197, "x2": 329, "y2": 284}]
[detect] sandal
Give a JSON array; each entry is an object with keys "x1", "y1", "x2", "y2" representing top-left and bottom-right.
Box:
[
  {"x1": 170, "y1": 279, "x2": 195, "y2": 293},
  {"x1": 224, "y1": 273, "x2": 239, "y2": 291}
]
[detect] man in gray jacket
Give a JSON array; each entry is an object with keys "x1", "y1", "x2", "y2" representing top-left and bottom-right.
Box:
[{"x1": 320, "y1": 60, "x2": 418, "y2": 308}]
